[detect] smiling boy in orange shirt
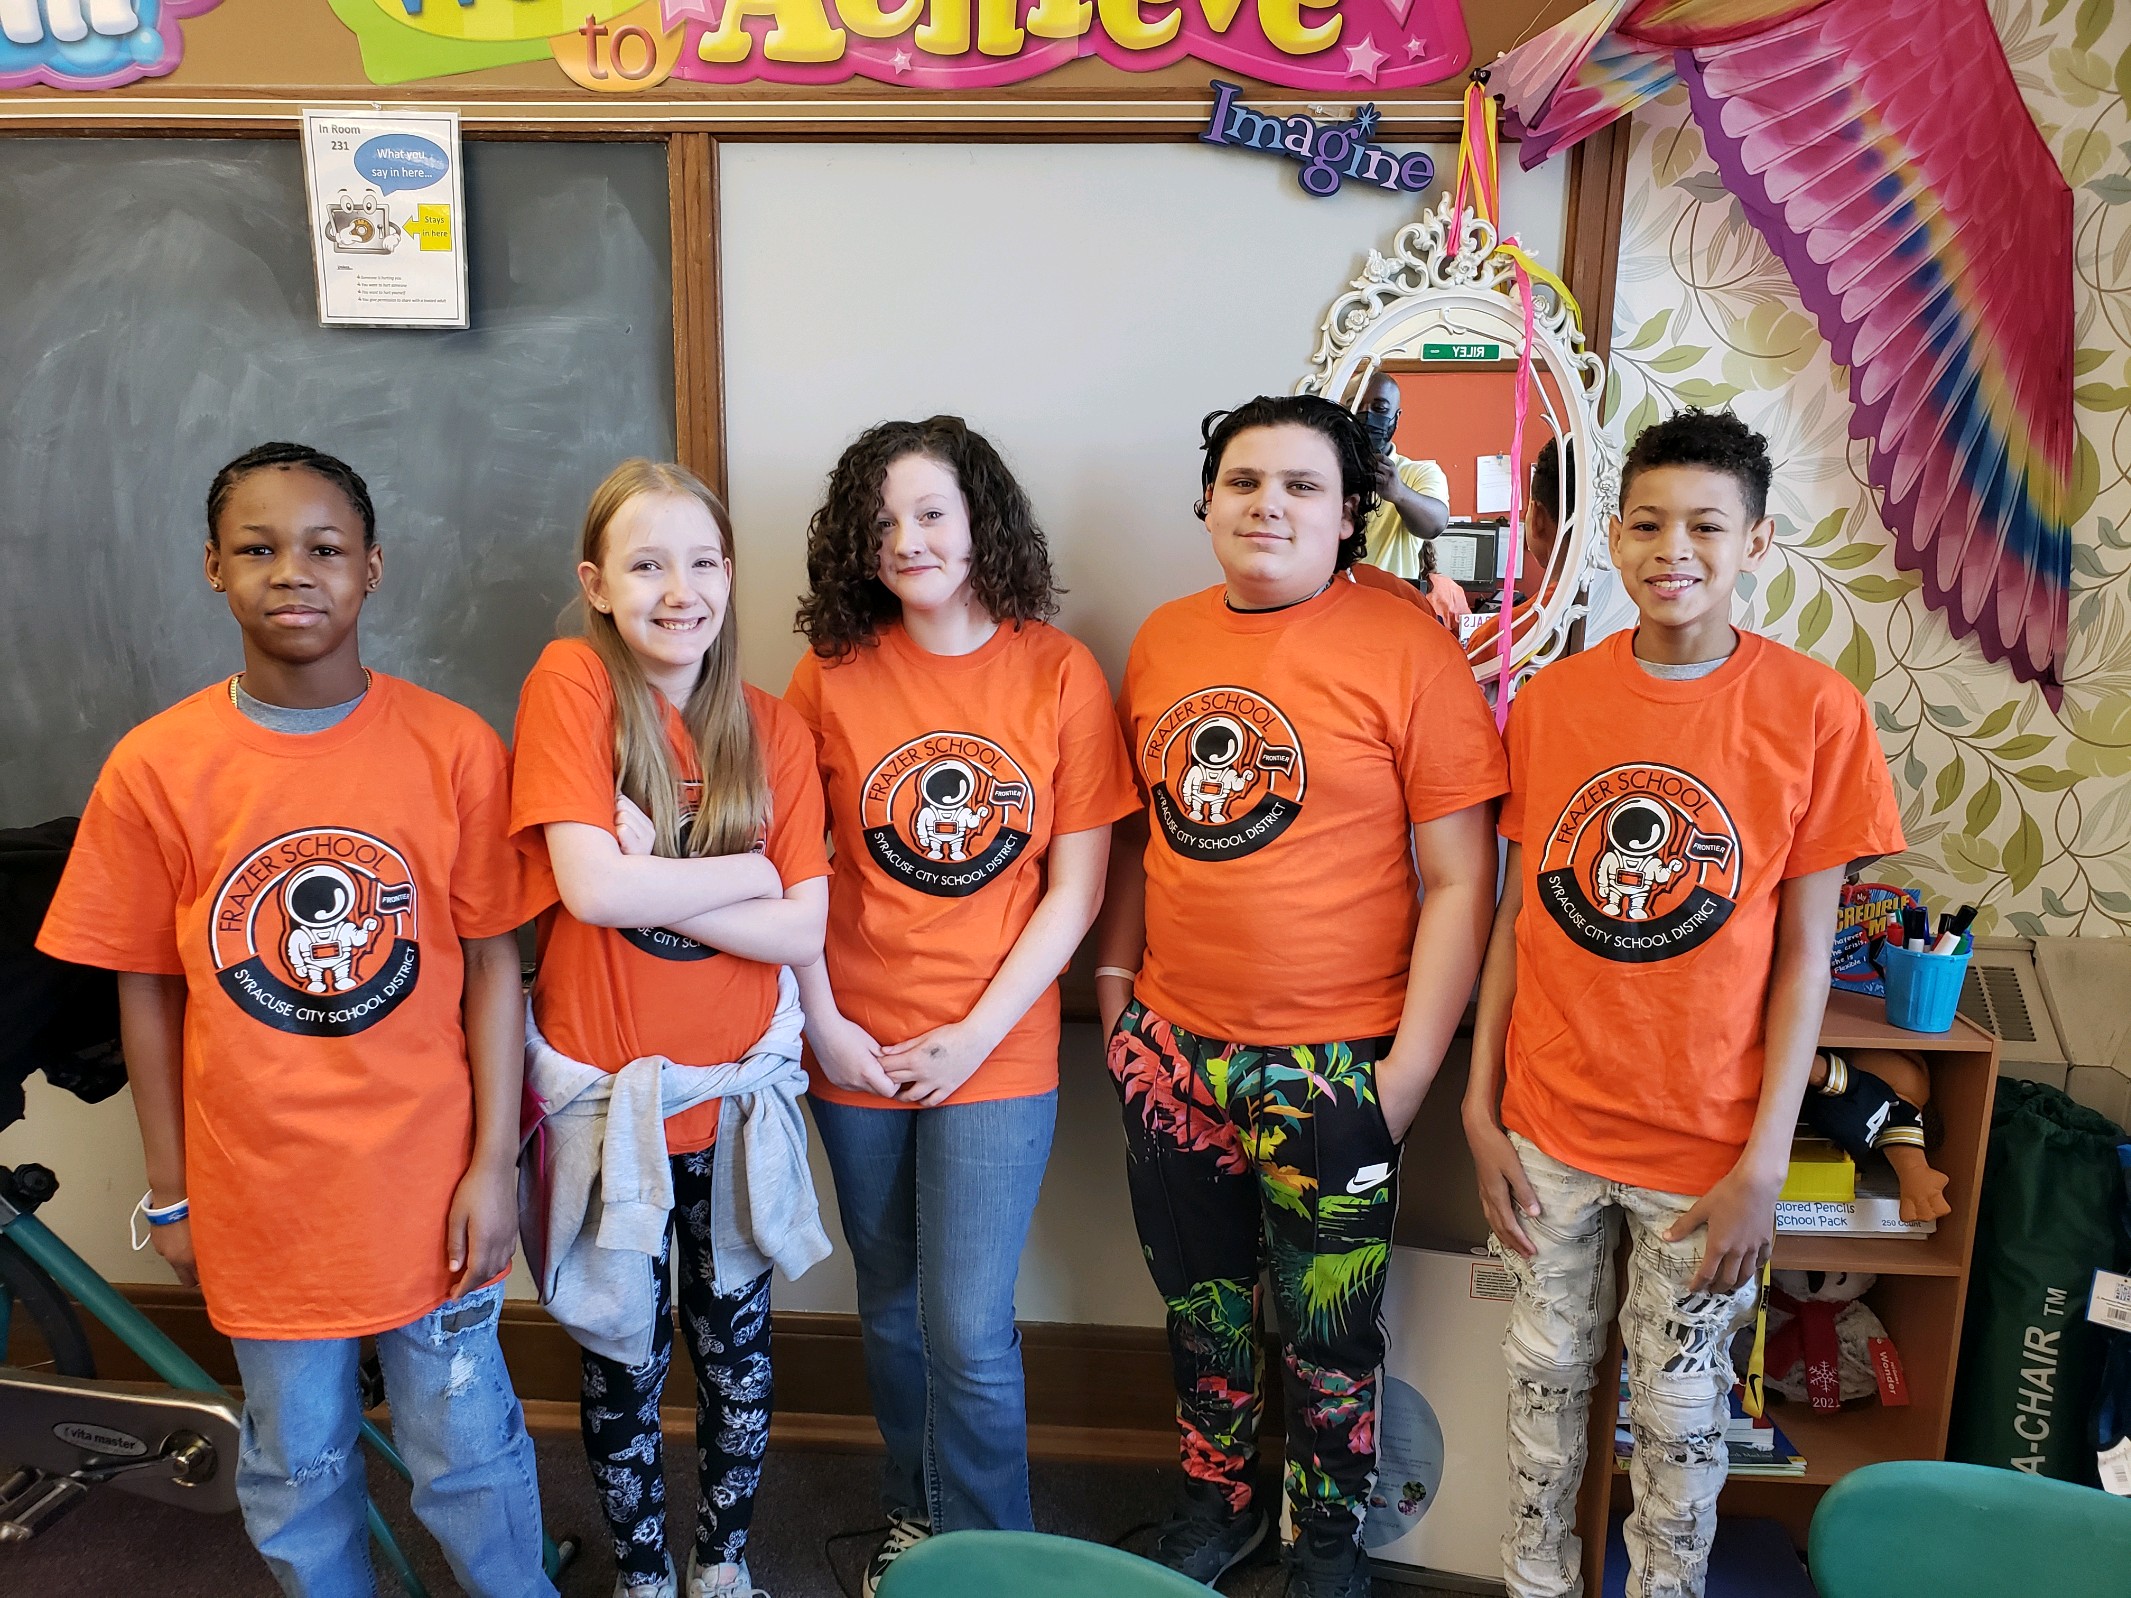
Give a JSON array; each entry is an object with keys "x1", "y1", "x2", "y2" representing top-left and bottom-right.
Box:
[{"x1": 1463, "y1": 412, "x2": 1903, "y2": 1598}]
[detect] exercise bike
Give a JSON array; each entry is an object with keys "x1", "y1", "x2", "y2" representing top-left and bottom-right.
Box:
[{"x1": 0, "y1": 1159, "x2": 577, "y2": 1595}]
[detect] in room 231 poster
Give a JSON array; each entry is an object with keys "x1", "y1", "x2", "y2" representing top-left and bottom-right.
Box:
[{"x1": 299, "y1": 108, "x2": 468, "y2": 329}]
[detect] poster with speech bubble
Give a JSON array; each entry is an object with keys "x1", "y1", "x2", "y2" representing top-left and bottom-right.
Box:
[{"x1": 299, "y1": 109, "x2": 467, "y2": 329}]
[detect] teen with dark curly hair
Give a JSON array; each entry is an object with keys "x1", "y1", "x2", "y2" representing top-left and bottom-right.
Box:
[
  {"x1": 784, "y1": 416, "x2": 1137, "y2": 1593},
  {"x1": 1094, "y1": 395, "x2": 1507, "y2": 1598}
]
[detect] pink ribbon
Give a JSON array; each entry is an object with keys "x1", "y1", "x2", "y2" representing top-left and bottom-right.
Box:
[{"x1": 1494, "y1": 257, "x2": 1536, "y2": 730}]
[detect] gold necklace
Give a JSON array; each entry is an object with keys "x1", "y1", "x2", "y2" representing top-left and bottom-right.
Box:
[{"x1": 229, "y1": 669, "x2": 373, "y2": 708}]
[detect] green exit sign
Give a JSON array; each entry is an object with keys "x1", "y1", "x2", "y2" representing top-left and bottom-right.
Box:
[{"x1": 1421, "y1": 341, "x2": 1502, "y2": 362}]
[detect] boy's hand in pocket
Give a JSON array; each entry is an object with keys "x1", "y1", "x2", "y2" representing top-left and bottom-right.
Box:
[{"x1": 1466, "y1": 1117, "x2": 1541, "y2": 1259}]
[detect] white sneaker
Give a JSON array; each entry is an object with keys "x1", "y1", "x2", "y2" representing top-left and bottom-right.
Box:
[
  {"x1": 687, "y1": 1550, "x2": 770, "y2": 1598},
  {"x1": 613, "y1": 1557, "x2": 677, "y2": 1598},
  {"x1": 862, "y1": 1511, "x2": 931, "y2": 1598}
]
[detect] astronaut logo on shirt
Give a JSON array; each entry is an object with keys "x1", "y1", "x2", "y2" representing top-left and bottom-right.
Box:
[
  {"x1": 1535, "y1": 763, "x2": 1742, "y2": 962},
  {"x1": 620, "y1": 778, "x2": 721, "y2": 961},
  {"x1": 860, "y1": 734, "x2": 1034, "y2": 898},
  {"x1": 210, "y1": 828, "x2": 420, "y2": 1035},
  {"x1": 1141, "y1": 687, "x2": 1306, "y2": 860}
]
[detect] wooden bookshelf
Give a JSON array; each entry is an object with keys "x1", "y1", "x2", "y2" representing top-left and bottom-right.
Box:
[{"x1": 1576, "y1": 998, "x2": 2000, "y2": 1583}]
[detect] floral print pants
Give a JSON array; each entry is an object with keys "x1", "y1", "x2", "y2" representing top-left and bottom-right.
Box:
[
  {"x1": 1107, "y1": 998, "x2": 1401, "y2": 1538},
  {"x1": 578, "y1": 1150, "x2": 774, "y2": 1582}
]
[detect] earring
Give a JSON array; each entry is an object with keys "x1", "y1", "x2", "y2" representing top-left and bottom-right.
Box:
[{"x1": 210, "y1": 581, "x2": 225, "y2": 592}]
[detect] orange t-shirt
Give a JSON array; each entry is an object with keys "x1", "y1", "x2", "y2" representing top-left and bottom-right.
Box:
[
  {"x1": 1119, "y1": 582, "x2": 1509, "y2": 1043},
  {"x1": 1424, "y1": 571, "x2": 1472, "y2": 627},
  {"x1": 36, "y1": 675, "x2": 524, "y2": 1340},
  {"x1": 1499, "y1": 629, "x2": 1906, "y2": 1193},
  {"x1": 510, "y1": 638, "x2": 828, "y2": 1155},
  {"x1": 1465, "y1": 596, "x2": 1538, "y2": 658},
  {"x1": 786, "y1": 620, "x2": 1138, "y2": 1108},
  {"x1": 1346, "y1": 561, "x2": 1433, "y2": 618}
]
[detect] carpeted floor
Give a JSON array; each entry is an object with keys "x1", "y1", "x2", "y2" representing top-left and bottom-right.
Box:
[{"x1": 1, "y1": 1438, "x2": 1480, "y2": 1597}]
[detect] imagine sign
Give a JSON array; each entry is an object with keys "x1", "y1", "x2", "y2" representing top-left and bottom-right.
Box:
[{"x1": 1199, "y1": 83, "x2": 1435, "y2": 197}]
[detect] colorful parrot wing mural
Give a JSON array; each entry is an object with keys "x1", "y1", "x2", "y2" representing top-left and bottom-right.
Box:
[
  {"x1": 1677, "y1": 0, "x2": 2074, "y2": 704},
  {"x1": 1493, "y1": 0, "x2": 1678, "y2": 169},
  {"x1": 1509, "y1": 26, "x2": 1681, "y2": 170},
  {"x1": 1493, "y1": 0, "x2": 2075, "y2": 706}
]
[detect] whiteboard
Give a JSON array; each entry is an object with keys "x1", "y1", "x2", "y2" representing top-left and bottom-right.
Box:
[{"x1": 718, "y1": 141, "x2": 1568, "y2": 693}]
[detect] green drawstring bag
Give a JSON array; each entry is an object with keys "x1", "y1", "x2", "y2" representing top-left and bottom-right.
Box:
[{"x1": 1949, "y1": 1078, "x2": 2129, "y2": 1483}]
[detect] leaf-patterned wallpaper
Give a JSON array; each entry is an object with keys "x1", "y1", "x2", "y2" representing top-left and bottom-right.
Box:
[{"x1": 1600, "y1": 0, "x2": 2131, "y2": 940}]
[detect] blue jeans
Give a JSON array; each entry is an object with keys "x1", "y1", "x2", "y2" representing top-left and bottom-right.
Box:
[
  {"x1": 809, "y1": 1091, "x2": 1056, "y2": 1533},
  {"x1": 229, "y1": 1282, "x2": 555, "y2": 1598}
]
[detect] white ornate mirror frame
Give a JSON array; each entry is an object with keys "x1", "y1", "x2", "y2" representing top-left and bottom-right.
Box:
[{"x1": 1298, "y1": 191, "x2": 1618, "y2": 686}]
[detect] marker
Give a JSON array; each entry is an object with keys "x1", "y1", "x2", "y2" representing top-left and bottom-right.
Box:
[{"x1": 1930, "y1": 904, "x2": 1977, "y2": 956}]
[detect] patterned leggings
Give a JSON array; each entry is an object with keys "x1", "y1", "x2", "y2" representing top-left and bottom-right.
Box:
[
  {"x1": 579, "y1": 1149, "x2": 773, "y2": 1582},
  {"x1": 1107, "y1": 998, "x2": 1400, "y2": 1538}
]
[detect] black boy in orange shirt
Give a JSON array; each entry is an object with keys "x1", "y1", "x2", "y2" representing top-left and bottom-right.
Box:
[
  {"x1": 1464, "y1": 411, "x2": 1903, "y2": 1598},
  {"x1": 40, "y1": 444, "x2": 552, "y2": 1597}
]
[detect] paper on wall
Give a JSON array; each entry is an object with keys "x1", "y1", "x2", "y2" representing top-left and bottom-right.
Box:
[
  {"x1": 300, "y1": 108, "x2": 468, "y2": 329},
  {"x1": 1475, "y1": 454, "x2": 1513, "y2": 516}
]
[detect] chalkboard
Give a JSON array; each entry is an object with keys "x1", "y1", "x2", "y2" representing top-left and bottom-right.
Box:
[{"x1": 0, "y1": 137, "x2": 675, "y2": 825}]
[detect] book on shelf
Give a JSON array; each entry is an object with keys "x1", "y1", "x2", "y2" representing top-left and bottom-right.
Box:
[
  {"x1": 1615, "y1": 1382, "x2": 1807, "y2": 1478},
  {"x1": 1775, "y1": 1160, "x2": 1936, "y2": 1237}
]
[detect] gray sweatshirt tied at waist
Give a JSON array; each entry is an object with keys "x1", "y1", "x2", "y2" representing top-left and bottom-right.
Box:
[{"x1": 518, "y1": 969, "x2": 831, "y2": 1366}]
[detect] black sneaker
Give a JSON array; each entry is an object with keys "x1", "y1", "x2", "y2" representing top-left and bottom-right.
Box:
[
  {"x1": 1284, "y1": 1521, "x2": 1371, "y2": 1598},
  {"x1": 861, "y1": 1510, "x2": 929, "y2": 1598},
  {"x1": 1151, "y1": 1479, "x2": 1268, "y2": 1584}
]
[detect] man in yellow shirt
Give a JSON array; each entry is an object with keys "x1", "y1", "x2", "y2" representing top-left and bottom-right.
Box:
[{"x1": 1354, "y1": 370, "x2": 1451, "y2": 579}]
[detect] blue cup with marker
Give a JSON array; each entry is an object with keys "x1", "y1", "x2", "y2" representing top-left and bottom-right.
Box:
[{"x1": 1880, "y1": 933, "x2": 1973, "y2": 1033}]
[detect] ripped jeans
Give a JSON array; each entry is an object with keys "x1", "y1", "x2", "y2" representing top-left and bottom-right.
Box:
[
  {"x1": 1492, "y1": 1135, "x2": 1758, "y2": 1598},
  {"x1": 230, "y1": 1282, "x2": 555, "y2": 1598}
]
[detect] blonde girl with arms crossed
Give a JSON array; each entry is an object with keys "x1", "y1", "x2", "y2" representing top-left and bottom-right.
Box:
[{"x1": 512, "y1": 461, "x2": 830, "y2": 1598}]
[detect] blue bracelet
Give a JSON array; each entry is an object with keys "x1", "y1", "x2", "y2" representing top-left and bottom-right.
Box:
[{"x1": 132, "y1": 1192, "x2": 189, "y2": 1252}]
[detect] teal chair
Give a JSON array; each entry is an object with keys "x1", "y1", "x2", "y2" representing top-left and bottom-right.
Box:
[
  {"x1": 1808, "y1": 1460, "x2": 2131, "y2": 1598},
  {"x1": 872, "y1": 1529, "x2": 1218, "y2": 1598}
]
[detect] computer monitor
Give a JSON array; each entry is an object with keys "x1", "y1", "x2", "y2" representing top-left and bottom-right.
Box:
[{"x1": 1435, "y1": 521, "x2": 1513, "y2": 595}]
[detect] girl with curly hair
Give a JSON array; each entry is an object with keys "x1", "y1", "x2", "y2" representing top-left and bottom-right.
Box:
[
  {"x1": 785, "y1": 416, "x2": 1136, "y2": 1592},
  {"x1": 1095, "y1": 396, "x2": 1507, "y2": 1598}
]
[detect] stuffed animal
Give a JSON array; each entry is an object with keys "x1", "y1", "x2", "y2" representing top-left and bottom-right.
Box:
[
  {"x1": 1765, "y1": 1270, "x2": 1907, "y2": 1413},
  {"x1": 1803, "y1": 1047, "x2": 1952, "y2": 1222}
]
